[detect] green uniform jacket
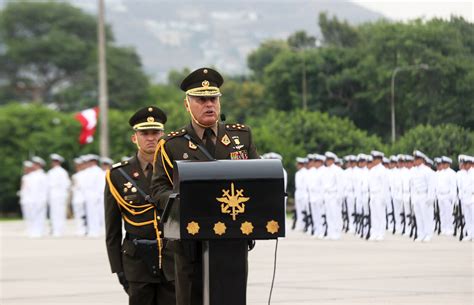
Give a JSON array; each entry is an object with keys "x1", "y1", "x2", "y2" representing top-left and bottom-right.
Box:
[{"x1": 105, "y1": 154, "x2": 175, "y2": 283}]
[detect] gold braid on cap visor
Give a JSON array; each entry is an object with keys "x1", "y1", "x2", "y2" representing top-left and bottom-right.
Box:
[
  {"x1": 133, "y1": 122, "x2": 164, "y2": 130},
  {"x1": 185, "y1": 86, "x2": 221, "y2": 97}
]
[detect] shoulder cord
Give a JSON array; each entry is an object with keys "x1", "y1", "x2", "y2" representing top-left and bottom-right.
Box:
[{"x1": 106, "y1": 170, "x2": 163, "y2": 269}]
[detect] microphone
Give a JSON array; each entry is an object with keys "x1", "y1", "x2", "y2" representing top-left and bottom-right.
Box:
[{"x1": 220, "y1": 113, "x2": 226, "y2": 122}]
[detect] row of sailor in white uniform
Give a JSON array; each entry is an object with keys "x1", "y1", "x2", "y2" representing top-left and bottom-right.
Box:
[
  {"x1": 293, "y1": 151, "x2": 474, "y2": 242},
  {"x1": 18, "y1": 154, "x2": 113, "y2": 237}
]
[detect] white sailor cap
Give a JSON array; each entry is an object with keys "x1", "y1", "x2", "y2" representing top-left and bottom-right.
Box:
[
  {"x1": 31, "y1": 156, "x2": 46, "y2": 167},
  {"x1": 295, "y1": 157, "x2": 305, "y2": 163},
  {"x1": 313, "y1": 154, "x2": 325, "y2": 161},
  {"x1": 73, "y1": 157, "x2": 84, "y2": 165},
  {"x1": 268, "y1": 152, "x2": 283, "y2": 160},
  {"x1": 390, "y1": 155, "x2": 398, "y2": 162},
  {"x1": 121, "y1": 156, "x2": 132, "y2": 162},
  {"x1": 464, "y1": 156, "x2": 473, "y2": 163},
  {"x1": 306, "y1": 153, "x2": 316, "y2": 161},
  {"x1": 371, "y1": 150, "x2": 384, "y2": 158},
  {"x1": 324, "y1": 151, "x2": 337, "y2": 160},
  {"x1": 434, "y1": 157, "x2": 442, "y2": 164},
  {"x1": 397, "y1": 154, "x2": 405, "y2": 161},
  {"x1": 357, "y1": 153, "x2": 367, "y2": 162},
  {"x1": 413, "y1": 150, "x2": 427, "y2": 159},
  {"x1": 458, "y1": 154, "x2": 467, "y2": 163},
  {"x1": 335, "y1": 158, "x2": 343, "y2": 164},
  {"x1": 50, "y1": 153, "x2": 64, "y2": 163},
  {"x1": 405, "y1": 155, "x2": 414, "y2": 161},
  {"x1": 23, "y1": 160, "x2": 33, "y2": 168},
  {"x1": 100, "y1": 157, "x2": 114, "y2": 165},
  {"x1": 366, "y1": 155, "x2": 373, "y2": 162},
  {"x1": 349, "y1": 155, "x2": 357, "y2": 162},
  {"x1": 382, "y1": 157, "x2": 390, "y2": 164},
  {"x1": 425, "y1": 158, "x2": 434, "y2": 166},
  {"x1": 441, "y1": 156, "x2": 452, "y2": 164}
]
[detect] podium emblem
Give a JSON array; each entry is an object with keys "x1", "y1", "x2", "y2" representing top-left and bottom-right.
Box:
[
  {"x1": 213, "y1": 221, "x2": 227, "y2": 236},
  {"x1": 186, "y1": 221, "x2": 200, "y2": 235},
  {"x1": 240, "y1": 221, "x2": 254, "y2": 235},
  {"x1": 216, "y1": 182, "x2": 250, "y2": 220}
]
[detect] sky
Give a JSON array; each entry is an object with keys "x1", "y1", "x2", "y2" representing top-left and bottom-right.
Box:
[{"x1": 350, "y1": 0, "x2": 473, "y2": 22}]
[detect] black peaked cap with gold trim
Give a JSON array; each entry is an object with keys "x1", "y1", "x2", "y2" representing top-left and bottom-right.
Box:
[
  {"x1": 129, "y1": 106, "x2": 167, "y2": 131},
  {"x1": 180, "y1": 67, "x2": 224, "y2": 97}
]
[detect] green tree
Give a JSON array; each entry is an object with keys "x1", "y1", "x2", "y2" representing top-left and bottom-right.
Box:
[
  {"x1": 318, "y1": 12, "x2": 360, "y2": 47},
  {"x1": 247, "y1": 109, "x2": 385, "y2": 192},
  {"x1": 287, "y1": 30, "x2": 316, "y2": 49},
  {"x1": 0, "y1": 1, "x2": 150, "y2": 110},
  {"x1": 390, "y1": 124, "x2": 474, "y2": 166},
  {"x1": 247, "y1": 39, "x2": 288, "y2": 79}
]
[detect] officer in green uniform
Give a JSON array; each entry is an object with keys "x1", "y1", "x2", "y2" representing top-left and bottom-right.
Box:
[
  {"x1": 105, "y1": 106, "x2": 176, "y2": 305},
  {"x1": 151, "y1": 67, "x2": 259, "y2": 305}
]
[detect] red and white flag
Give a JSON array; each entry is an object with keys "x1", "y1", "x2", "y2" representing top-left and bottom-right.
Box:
[{"x1": 75, "y1": 107, "x2": 99, "y2": 145}]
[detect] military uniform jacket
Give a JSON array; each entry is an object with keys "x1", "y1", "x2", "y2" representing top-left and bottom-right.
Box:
[
  {"x1": 105, "y1": 155, "x2": 175, "y2": 283},
  {"x1": 151, "y1": 122, "x2": 259, "y2": 255}
]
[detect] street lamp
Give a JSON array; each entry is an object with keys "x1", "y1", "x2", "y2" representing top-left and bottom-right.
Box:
[{"x1": 390, "y1": 63, "x2": 429, "y2": 143}]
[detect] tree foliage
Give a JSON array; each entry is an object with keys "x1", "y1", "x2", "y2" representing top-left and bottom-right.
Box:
[{"x1": 0, "y1": 1, "x2": 149, "y2": 110}]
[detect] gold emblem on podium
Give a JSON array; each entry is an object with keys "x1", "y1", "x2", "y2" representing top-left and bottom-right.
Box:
[
  {"x1": 240, "y1": 221, "x2": 254, "y2": 235},
  {"x1": 266, "y1": 220, "x2": 279, "y2": 234},
  {"x1": 213, "y1": 221, "x2": 227, "y2": 236},
  {"x1": 186, "y1": 221, "x2": 200, "y2": 235},
  {"x1": 216, "y1": 182, "x2": 250, "y2": 220}
]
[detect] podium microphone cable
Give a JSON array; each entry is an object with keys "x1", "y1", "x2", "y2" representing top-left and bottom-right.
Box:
[{"x1": 268, "y1": 238, "x2": 279, "y2": 305}]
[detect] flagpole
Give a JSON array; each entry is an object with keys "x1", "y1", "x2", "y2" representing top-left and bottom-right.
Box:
[{"x1": 98, "y1": 0, "x2": 109, "y2": 157}]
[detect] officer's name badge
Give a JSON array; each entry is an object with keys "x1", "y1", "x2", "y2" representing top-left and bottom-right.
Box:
[{"x1": 230, "y1": 150, "x2": 248, "y2": 160}]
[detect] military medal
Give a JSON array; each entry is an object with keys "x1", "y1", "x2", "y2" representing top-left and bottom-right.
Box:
[
  {"x1": 132, "y1": 172, "x2": 139, "y2": 179},
  {"x1": 124, "y1": 182, "x2": 133, "y2": 189},
  {"x1": 188, "y1": 141, "x2": 197, "y2": 150},
  {"x1": 220, "y1": 134, "x2": 231, "y2": 146},
  {"x1": 131, "y1": 187, "x2": 137, "y2": 193},
  {"x1": 230, "y1": 150, "x2": 248, "y2": 160}
]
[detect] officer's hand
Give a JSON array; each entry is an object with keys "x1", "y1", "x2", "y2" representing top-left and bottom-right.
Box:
[{"x1": 116, "y1": 271, "x2": 129, "y2": 294}]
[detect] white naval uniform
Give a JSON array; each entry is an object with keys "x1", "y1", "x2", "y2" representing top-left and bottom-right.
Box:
[
  {"x1": 47, "y1": 166, "x2": 71, "y2": 236},
  {"x1": 323, "y1": 164, "x2": 343, "y2": 239},
  {"x1": 390, "y1": 167, "x2": 404, "y2": 234},
  {"x1": 401, "y1": 167, "x2": 413, "y2": 235},
  {"x1": 294, "y1": 167, "x2": 309, "y2": 231},
  {"x1": 466, "y1": 167, "x2": 474, "y2": 240},
  {"x1": 435, "y1": 167, "x2": 457, "y2": 235},
  {"x1": 19, "y1": 172, "x2": 34, "y2": 236},
  {"x1": 308, "y1": 166, "x2": 326, "y2": 237},
  {"x1": 24, "y1": 169, "x2": 48, "y2": 237},
  {"x1": 368, "y1": 163, "x2": 390, "y2": 240},
  {"x1": 344, "y1": 167, "x2": 356, "y2": 233},
  {"x1": 457, "y1": 168, "x2": 473, "y2": 240},
  {"x1": 410, "y1": 164, "x2": 435, "y2": 241},
  {"x1": 82, "y1": 165, "x2": 106, "y2": 237},
  {"x1": 71, "y1": 171, "x2": 87, "y2": 236},
  {"x1": 354, "y1": 166, "x2": 370, "y2": 233}
]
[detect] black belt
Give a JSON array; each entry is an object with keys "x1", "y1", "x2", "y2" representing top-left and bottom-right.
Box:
[{"x1": 125, "y1": 232, "x2": 156, "y2": 241}]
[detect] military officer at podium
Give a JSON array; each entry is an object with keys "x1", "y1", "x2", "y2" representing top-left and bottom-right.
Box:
[
  {"x1": 105, "y1": 106, "x2": 176, "y2": 305},
  {"x1": 151, "y1": 67, "x2": 259, "y2": 305}
]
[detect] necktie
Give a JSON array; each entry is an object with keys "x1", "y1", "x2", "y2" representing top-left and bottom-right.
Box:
[
  {"x1": 145, "y1": 163, "x2": 153, "y2": 182},
  {"x1": 203, "y1": 128, "x2": 216, "y2": 158}
]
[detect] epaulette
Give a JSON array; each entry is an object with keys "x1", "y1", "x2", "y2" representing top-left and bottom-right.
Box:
[
  {"x1": 164, "y1": 128, "x2": 187, "y2": 140},
  {"x1": 111, "y1": 160, "x2": 128, "y2": 169},
  {"x1": 225, "y1": 123, "x2": 249, "y2": 131}
]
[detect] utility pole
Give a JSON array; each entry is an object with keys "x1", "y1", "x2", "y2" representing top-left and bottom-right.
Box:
[{"x1": 98, "y1": 0, "x2": 109, "y2": 157}]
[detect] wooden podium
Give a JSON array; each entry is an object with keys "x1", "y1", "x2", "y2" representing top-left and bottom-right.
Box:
[{"x1": 163, "y1": 159, "x2": 286, "y2": 305}]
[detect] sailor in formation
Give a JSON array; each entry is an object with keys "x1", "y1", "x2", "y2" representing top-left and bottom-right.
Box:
[
  {"x1": 19, "y1": 154, "x2": 113, "y2": 237},
  {"x1": 292, "y1": 151, "x2": 473, "y2": 242}
]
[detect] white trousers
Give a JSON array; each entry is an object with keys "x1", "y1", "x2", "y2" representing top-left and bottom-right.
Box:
[
  {"x1": 438, "y1": 197, "x2": 454, "y2": 235},
  {"x1": 346, "y1": 195, "x2": 356, "y2": 232},
  {"x1": 49, "y1": 196, "x2": 68, "y2": 236},
  {"x1": 29, "y1": 202, "x2": 47, "y2": 237},
  {"x1": 461, "y1": 202, "x2": 473, "y2": 239},
  {"x1": 413, "y1": 195, "x2": 433, "y2": 240},
  {"x1": 310, "y1": 199, "x2": 325, "y2": 236},
  {"x1": 324, "y1": 196, "x2": 342, "y2": 239},
  {"x1": 370, "y1": 197, "x2": 386, "y2": 239},
  {"x1": 85, "y1": 197, "x2": 104, "y2": 237},
  {"x1": 294, "y1": 192, "x2": 309, "y2": 231}
]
